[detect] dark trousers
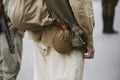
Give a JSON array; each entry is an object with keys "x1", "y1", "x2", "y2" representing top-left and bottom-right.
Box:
[{"x1": 102, "y1": 0, "x2": 118, "y2": 32}]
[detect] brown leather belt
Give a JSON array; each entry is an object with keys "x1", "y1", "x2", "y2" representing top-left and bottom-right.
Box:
[{"x1": 53, "y1": 20, "x2": 63, "y2": 30}]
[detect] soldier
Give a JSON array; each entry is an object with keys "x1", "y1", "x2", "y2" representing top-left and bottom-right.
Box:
[
  {"x1": 0, "y1": 0, "x2": 24, "y2": 80},
  {"x1": 28, "y1": 0, "x2": 95, "y2": 80},
  {"x1": 102, "y1": 0, "x2": 119, "y2": 34}
]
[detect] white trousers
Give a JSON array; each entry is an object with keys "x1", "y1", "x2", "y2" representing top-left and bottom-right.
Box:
[{"x1": 33, "y1": 42, "x2": 84, "y2": 80}]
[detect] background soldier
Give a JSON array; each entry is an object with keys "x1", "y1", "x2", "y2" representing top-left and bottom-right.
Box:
[
  {"x1": 102, "y1": 0, "x2": 119, "y2": 34},
  {"x1": 0, "y1": 0, "x2": 24, "y2": 80}
]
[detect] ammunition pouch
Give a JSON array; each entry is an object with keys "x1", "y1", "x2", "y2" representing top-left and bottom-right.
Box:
[{"x1": 71, "y1": 29, "x2": 87, "y2": 48}]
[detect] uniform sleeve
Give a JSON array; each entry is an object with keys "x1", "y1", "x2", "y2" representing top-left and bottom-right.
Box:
[{"x1": 69, "y1": 0, "x2": 95, "y2": 46}]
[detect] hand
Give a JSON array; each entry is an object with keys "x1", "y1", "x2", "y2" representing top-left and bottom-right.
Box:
[{"x1": 84, "y1": 45, "x2": 95, "y2": 59}]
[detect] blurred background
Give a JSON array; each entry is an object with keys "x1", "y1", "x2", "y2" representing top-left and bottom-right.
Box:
[{"x1": 17, "y1": 0, "x2": 120, "y2": 80}]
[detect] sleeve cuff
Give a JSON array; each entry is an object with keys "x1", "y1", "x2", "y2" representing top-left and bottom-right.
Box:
[{"x1": 87, "y1": 35, "x2": 93, "y2": 46}]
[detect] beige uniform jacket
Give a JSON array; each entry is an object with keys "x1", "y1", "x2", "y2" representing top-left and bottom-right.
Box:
[
  {"x1": 7, "y1": 0, "x2": 94, "y2": 47},
  {"x1": 29, "y1": 0, "x2": 95, "y2": 47}
]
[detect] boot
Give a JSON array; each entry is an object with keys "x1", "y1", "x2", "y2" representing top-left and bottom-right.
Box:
[{"x1": 102, "y1": 8, "x2": 118, "y2": 34}]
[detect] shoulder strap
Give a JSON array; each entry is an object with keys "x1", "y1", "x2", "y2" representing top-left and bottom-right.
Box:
[{"x1": 45, "y1": 0, "x2": 79, "y2": 29}]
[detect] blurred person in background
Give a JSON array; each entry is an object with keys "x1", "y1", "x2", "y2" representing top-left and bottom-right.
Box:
[
  {"x1": 102, "y1": 0, "x2": 119, "y2": 34},
  {"x1": 0, "y1": 0, "x2": 24, "y2": 80}
]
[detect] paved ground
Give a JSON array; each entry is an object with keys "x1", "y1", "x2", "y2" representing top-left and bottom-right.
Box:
[{"x1": 17, "y1": 0, "x2": 120, "y2": 80}]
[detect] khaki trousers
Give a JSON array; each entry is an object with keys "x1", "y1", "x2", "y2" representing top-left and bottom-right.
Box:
[
  {"x1": 0, "y1": 27, "x2": 23, "y2": 80},
  {"x1": 33, "y1": 41, "x2": 84, "y2": 80}
]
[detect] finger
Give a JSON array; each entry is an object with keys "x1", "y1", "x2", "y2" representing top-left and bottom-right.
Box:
[
  {"x1": 88, "y1": 50, "x2": 94, "y2": 58},
  {"x1": 84, "y1": 52, "x2": 94, "y2": 59},
  {"x1": 84, "y1": 55, "x2": 94, "y2": 59}
]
